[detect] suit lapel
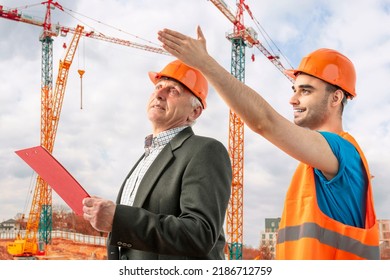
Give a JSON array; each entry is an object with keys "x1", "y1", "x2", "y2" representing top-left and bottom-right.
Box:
[{"x1": 132, "y1": 127, "x2": 194, "y2": 207}]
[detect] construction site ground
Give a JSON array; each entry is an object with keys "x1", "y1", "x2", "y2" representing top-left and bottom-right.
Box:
[{"x1": 0, "y1": 238, "x2": 107, "y2": 260}]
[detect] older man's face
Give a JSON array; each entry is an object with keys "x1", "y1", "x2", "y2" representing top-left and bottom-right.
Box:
[{"x1": 147, "y1": 78, "x2": 199, "y2": 134}]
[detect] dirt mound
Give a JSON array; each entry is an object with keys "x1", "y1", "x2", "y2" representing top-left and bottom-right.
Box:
[
  {"x1": 0, "y1": 238, "x2": 107, "y2": 260},
  {"x1": 0, "y1": 240, "x2": 13, "y2": 260}
]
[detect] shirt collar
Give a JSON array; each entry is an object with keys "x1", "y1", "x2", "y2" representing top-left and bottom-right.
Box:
[{"x1": 144, "y1": 126, "x2": 188, "y2": 151}]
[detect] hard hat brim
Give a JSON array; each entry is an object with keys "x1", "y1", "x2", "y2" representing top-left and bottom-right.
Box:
[
  {"x1": 148, "y1": 71, "x2": 160, "y2": 85},
  {"x1": 284, "y1": 69, "x2": 298, "y2": 80}
]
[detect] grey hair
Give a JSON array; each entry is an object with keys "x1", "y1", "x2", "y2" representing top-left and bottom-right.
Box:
[
  {"x1": 187, "y1": 95, "x2": 203, "y2": 126},
  {"x1": 190, "y1": 95, "x2": 202, "y2": 109}
]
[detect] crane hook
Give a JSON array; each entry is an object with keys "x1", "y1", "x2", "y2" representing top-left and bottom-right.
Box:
[{"x1": 78, "y1": 69, "x2": 85, "y2": 109}]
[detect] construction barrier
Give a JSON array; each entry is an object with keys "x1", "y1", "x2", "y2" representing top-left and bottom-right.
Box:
[{"x1": 0, "y1": 230, "x2": 106, "y2": 246}]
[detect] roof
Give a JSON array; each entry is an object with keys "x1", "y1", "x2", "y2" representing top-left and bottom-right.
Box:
[{"x1": 0, "y1": 218, "x2": 17, "y2": 225}]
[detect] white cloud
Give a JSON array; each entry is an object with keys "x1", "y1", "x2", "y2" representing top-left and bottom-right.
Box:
[{"x1": 1, "y1": 0, "x2": 389, "y2": 249}]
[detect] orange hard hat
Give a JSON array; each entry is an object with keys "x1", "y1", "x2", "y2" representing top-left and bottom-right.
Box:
[
  {"x1": 148, "y1": 60, "x2": 208, "y2": 109},
  {"x1": 285, "y1": 48, "x2": 356, "y2": 98}
]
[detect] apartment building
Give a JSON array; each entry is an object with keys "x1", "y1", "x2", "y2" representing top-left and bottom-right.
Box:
[{"x1": 259, "y1": 217, "x2": 280, "y2": 259}]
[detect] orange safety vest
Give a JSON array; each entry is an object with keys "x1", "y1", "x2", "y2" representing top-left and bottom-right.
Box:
[{"x1": 276, "y1": 132, "x2": 379, "y2": 260}]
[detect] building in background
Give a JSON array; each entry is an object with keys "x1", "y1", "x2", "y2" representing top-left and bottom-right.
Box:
[
  {"x1": 259, "y1": 217, "x2": 280, "y2": 259},
  {"x1": 0, "y1": 219, "x2": 18, "y2": 231},
  {"x1": 378, "y1": 219, "x2": 390, "y2": 259}
]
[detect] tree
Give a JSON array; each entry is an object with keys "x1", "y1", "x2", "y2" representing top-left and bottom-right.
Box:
[
  {"x1": 51, "y1": 203, "x2": 107, "y2": 237},
  {"x1": 255, "y1": 244, "x2": 273, "y2": 260},
  {"x1": 243, "y1": 245, "x2": 261, "y2": 260}
]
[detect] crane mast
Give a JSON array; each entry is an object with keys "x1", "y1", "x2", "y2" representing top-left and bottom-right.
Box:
[
  {"x1": 227, "y1": 38, "x2": 245, "y2": 260},
  {"x1": 37, "y1": 0, "x2": 58, "y2": 246},
  {"x1": 228, "y1": 0, "x2": 246, "y2": 261},
  {"x1": 210, "y1": 0, "x2": 293, "y2": 260}
]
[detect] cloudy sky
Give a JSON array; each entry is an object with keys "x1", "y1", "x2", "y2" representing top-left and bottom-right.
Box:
[{"x1": 1, "y1": 0, "x2": 389, "y2": 248}]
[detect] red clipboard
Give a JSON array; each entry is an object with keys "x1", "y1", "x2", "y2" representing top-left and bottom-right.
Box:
[{"x1": 15, "y1": 146, "x2": 90, "y2": 215}]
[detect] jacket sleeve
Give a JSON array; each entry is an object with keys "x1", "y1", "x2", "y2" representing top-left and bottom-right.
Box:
[{"x1": 109, "y1": 138, "x2": 232, "y2": 257}]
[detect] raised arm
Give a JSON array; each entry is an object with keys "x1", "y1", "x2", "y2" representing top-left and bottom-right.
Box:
[{"x1": 158, "y1": 27, "x2": 339, "y2": 179}]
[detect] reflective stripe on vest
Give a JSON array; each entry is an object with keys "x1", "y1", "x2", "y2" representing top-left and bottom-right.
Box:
[{"x1": 277, "y1": 222, "x2": 380, "y2": 260}]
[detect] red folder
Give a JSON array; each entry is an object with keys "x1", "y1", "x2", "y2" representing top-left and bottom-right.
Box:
[{"x1": 15, "y1": 146, "x2": 89, "y2": 215}]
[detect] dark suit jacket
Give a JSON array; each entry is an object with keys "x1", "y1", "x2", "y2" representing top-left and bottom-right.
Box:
[{"x1": 107, "y1": 127, "x2": 232, "y2": 259}]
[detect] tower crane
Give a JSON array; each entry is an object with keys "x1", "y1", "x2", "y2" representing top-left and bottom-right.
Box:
[
  {"x1": 209, "y1": 0, "x2": 293, "y2": 260},
  {"x1": 0, "y1": 0, "x2": 169, "y2": 257},
  {"x1": 6, "y1": 24, "x2": 85, "y2": 257}
]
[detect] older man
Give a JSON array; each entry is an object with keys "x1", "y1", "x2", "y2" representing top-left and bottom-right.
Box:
[{"x1": 83, "y1": 60, "x2": 232, "y2": 260}]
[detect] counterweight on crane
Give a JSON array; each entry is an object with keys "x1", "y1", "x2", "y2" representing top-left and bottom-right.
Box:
[
  {"x1": 0, "y1": 0, "x2": 169, "y2": 257},
  {"x1": 209, "y1": 0, "x2": 293, "y2": 260}
]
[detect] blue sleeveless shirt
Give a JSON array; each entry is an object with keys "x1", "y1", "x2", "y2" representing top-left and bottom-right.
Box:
[{"x1": 314, "y1": 131, "x2": 367, "y2": 228}]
